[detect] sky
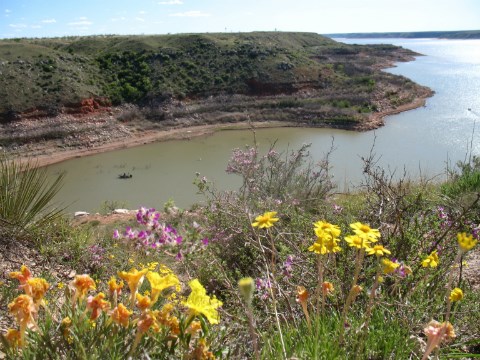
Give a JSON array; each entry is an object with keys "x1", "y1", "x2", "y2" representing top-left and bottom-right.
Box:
[{"x1": 1, "y1": 0, "x2": 480, "y2": 39}]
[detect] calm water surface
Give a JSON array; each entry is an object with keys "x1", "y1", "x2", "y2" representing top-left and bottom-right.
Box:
[{"x1": 46, "y1": 38, "x2": 480, "y2": 212}]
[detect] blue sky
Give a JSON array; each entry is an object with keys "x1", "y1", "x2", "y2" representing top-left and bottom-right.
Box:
[{"x1": 1, "y1": 0, "x2": 480, "y2": 39}]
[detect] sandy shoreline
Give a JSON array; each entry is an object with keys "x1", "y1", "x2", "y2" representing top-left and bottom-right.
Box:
[{"x1": 15, "y1": 94, "x2": 429, "y2": 168}]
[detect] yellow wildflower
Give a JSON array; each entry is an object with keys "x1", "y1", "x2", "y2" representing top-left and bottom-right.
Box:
[
  {"x1": 146, "y1": 271, "x2": 180, "y2": 303},
  {"x1": 382, "y1": 258, "x2": 400, "y2": 274},
  {"x1": 313, "y1": 221, "x2": 341, "y2": 238},
  {"x1": 238, "y1": 277, "x2": 255, "y2": 304},
  {"x1": 366, "y1": 245, "x2": 391, "y2": 257},
  {"x1": 449, "y1": 288, "x2": 464, "y2": 302},
  {"x1": 183, "y1": 279, "x2": 223, "y2": 324},
  {"x1": 308, "y1": 239, "x2": 328, "y2": 255},
  {"x1": 118, "y1": 268, "x2": 148, "y2": 296},
  {"x1": 110, "y1": 303, "x2": 133, "y2": 327},
  {"x1": 251, "y1": 211, "x2": 279, "y2": 229},
  {"x1": 57, "y1": 282, "x2": 65, "y2": 290},
  {"x1": 60, "y1": 317, "x2": 73, "y2": 343},
  {"x1": 148, "y1": 262, "x2": 159, "y2": 270},
  {"x1": 324, "y1": 237, "x2": 342, "y2": 253},
  {"x1": 344, "y1": 234, "x2": 370, "y2": 249},
  {"x1": 457, "y1": 232, "x2": 477, "y2": 252},
  {"x1": 108, "y1": 276, "x2": 124, "y2": 296},
  {"x1": 350, "y1": 222, "x2": 381, "y2": 242},
  {"x1": 422, "y1": 251, "x2": 439, "y2": 268}
]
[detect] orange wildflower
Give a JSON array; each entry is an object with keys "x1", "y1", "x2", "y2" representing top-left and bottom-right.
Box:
[
  {"x1": 8, "y1": 294, "x2": 37, "y2": 329},
  {"x1": 136, "y1": 293, "x2": 153, "y2": 312},
  {"x1": 322, "y1": 281, "x2": 334, "y2": 296},
  {"x1": 87, "y1": 292, "x2": 110, "y2": 320},
  {"x1": 3, "y1": 328, "x2": 24, "y2": 348},
  {"x1": 9, "y1": 265, "x2": 32, "y2": 285},
  {"x1": 110, "y1": 303, "x2": 133, "y2": 327},
  {"x1": 26, "y1": 278, "x2": 49, "y2": 303},
  {"x1": 70, "y1": 274, "x2": 96, "y2": 299}
]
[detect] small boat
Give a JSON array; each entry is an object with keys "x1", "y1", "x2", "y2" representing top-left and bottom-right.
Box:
[{"x1": 118, "y1": 173, "x2": 133, "y2": 179}]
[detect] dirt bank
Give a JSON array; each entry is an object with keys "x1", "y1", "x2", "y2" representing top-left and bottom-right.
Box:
[{"x1": 2, "y1": 90, "x2": 431, "y2": 168}]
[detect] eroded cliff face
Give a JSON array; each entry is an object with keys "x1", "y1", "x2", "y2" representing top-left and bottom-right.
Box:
[{"x1": 1, "y1": 97, "x2": 112, "y2": 123}]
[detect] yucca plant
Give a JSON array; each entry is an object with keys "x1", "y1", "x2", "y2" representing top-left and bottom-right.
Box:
[{"x1": 0, "y1": 155, "x2": 65, "y2": 232}]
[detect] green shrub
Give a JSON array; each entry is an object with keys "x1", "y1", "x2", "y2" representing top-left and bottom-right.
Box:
[{"x1": 442, "y1": 156, "x2": 480, "y2": 198}]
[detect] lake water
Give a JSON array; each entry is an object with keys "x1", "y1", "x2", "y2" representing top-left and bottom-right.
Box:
[{"x1": 46, "y1": 38, "x2": 480, "y2": 213}]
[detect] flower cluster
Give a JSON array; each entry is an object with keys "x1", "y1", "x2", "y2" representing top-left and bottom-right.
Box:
[
  {"x1": 225, "y1": 146, "x2": 259, "y2": 175},
  {"x1": 113, "y1": 207, "x2": 184, "y2": 257},
  {"x1": 308, "y1": 221, "x2": 391, "y2": 258},
  {"x1": 255, "y1": 277, "x2": 272, "y2": 300},
  {"x1": 308, "y1": 221, "x2": 342, "y2": 254},
  {"x1": 3, "y1": 265, "x2": 222, "y2": 357}
]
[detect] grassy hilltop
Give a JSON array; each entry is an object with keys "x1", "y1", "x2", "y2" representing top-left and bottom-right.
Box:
[{"x1": 0, "y1": 32, "x2": 430, "y2": 129}]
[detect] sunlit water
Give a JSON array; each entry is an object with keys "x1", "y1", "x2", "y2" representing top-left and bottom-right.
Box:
[{"x1": 46, "y1": 38, "x2": 480, "y2": 213}]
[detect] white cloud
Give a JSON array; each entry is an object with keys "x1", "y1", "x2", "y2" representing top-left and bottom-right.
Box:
[
  {"x1": 135, "y1": 17, "x2": 145, "y2": 22},
  {"x1": 79, "y1": 16, "x2": 88, "y2": 20},
  {"x1": 169, "y1": 10, "x2": 210, "y2": 17},
  {"x1": 139, "y1": 10, "x2": 146, "y2": 14},
  {"x1": 41, "y1": 18, "x2": 56, "y2": 23},
  {"x1": 9, "y1": 23, "x2": 27, "y2": 28},
  {"x1": 159, "y1": 0, "x2": 183, "y2": 4},
  {"x1": 68, "y1": 20, "x2": 93, "y2": 26},
  {"x1": 31, "y1": 25, "x2": 42, "y2": 29},
  {"x1": 110, "y1": 16, "x2": 126, "y2": 22},
  {"x1": 5, "y1": 9, "x2": 12, "y2": 13}
]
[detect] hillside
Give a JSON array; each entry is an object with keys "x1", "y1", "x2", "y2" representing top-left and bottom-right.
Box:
[{"x1": 0, "y1": 32, "x2": 432, "y2": 152}]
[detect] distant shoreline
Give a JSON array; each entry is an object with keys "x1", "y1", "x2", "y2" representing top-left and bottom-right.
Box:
[{"x1": 326, "y1": 30, "x2": 480, "y2": 40}]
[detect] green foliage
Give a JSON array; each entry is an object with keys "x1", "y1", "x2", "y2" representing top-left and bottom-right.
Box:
[
  {"x1": 97, "y1": 51, "x2": 153, "y2": 104},
  {"x1": 442, "y1": 156, "x2": 480, "y2": 199},
  {"x1": 0, "y1": 156, "x2": 64, "y2": 231},
  {"x1": 262, "y1": 310, "x2": 417, "y2": 359}
]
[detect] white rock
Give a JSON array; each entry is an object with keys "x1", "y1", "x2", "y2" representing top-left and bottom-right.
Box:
[
  {"x1": 113, "y1": 208, "x2": 131, "y2": 214},
  {"x1": 74, "y1": 211, "x2": 90, "y2": 217}
]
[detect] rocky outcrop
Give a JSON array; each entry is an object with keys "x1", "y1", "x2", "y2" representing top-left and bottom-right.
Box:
[
  {"x1": 63, "y1": 97, "x2": 111, "y2": 115},
  {"x1": 0, "y1": 97, "x2": 111, "y2": 123}
]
